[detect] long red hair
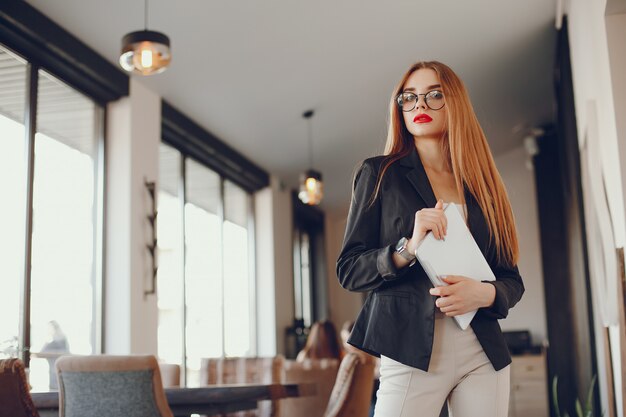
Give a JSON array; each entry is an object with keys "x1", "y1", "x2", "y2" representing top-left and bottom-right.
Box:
[{"x1": 371, "y1": 61, "x2": 519, "y2": 266}]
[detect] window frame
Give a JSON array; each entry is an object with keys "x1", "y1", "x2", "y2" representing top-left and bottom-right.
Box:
[
  {"x1": 0, "y1": 43, "x2": 107, "y2": 369},
  {"x1": 1, "y1": 1, "x2": 123, "y2": 370},
  {"x1": 157, "y1": 144, "x2": 258, "y2": 386}
]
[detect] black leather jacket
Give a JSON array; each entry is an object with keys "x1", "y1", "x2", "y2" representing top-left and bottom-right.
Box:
[{"x1": 336, "y1": 147, "x2": 525, "y2": 372}]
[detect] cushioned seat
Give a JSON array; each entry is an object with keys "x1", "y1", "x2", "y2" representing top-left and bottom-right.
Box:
[
  {"x1": 55, "y1": 355, "x2": 173, "y2": 417},
  {"x1": 279, "y1": 358, "x2": 339, "y2": 417},
  {"x1": 0, "y1": 358, "x2": 40, "y2": 417},
  {"x1": 323, "y1": 353, "x2": 375, "y2": 417}
]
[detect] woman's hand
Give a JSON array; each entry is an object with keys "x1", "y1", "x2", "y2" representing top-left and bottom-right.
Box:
[
  {"x1": 428, "y1": 275, "x2": 496, "y2": 316},
  {"x1": 405, "y1": 199, "x2": 447, "y2": 254}
]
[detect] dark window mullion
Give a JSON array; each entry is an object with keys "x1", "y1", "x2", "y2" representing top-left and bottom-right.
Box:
[
  {"x1": 218, "y1": 177, "x2": 226, "y2": 357},
  {"x1": 180, "y1": 154, "x2": 188, "y2": 386},
  {"x1": 19, "y1": 62, "x2": 38, "y2": 368}
]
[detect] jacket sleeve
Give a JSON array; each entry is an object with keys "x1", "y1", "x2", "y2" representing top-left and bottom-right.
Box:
[
  {"x1": 479, "y1": 262, "x2": 525, "y2": 320},
  {"x1": 336, "y1": 159, "x2": 411, "y2": 292}
]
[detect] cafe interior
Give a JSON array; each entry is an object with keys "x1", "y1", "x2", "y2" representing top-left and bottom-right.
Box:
[{"x1": 1, "y1": 0, "x2": 626, "y2": 416}]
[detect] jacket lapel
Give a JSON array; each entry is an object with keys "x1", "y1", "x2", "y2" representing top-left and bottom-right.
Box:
[
  {"x1": 399, "y1": 147, "x2": 491, "y2": 255},
  {"x1": 400, "y1": 147, "x2": 438, "y2": 208}
]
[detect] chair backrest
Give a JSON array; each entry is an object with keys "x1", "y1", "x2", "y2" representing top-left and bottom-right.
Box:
[
  {"x1": 56, "y1": 355, "x2": 173, "y2": 417},
  {"x1": 323, "y1": 353, "x2": 375, "y2": 417},
  {"x1": 158, "y1": 363, "x2": 180, "y2": 388},
  {"x1": 200, "y1": 356, "x2": 284, "y2": 385},
  {"x1": 200, "y1": 356, "x2": 284, "y2": 417},
  {"x1": 279, "y1": 358, "x2": 340, "y2": 417},
  {"x1": 0, "y1": 358, "x2": 40, "y2": 417}
]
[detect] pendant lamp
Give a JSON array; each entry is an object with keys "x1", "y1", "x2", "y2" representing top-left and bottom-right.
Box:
[
  {"x1": 298, "y1": 110, "x2": 323, "y2": 205},
  {"x1": 119, "y1": 0, "x2": 171, "y2": 75}
]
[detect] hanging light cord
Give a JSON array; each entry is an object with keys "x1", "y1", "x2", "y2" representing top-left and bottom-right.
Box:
[
  {"x1": 307, "y1": 118, "x2": 313, "y2": 169},
  {"x1": 303, "y1": 109, "x2": 314, "y2": 170},
  {"x1": 144, "y1": 0, "x2": 148, "y2": 30}
]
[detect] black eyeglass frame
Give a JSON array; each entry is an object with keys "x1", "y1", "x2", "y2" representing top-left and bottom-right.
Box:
[{"x1": 395, "y1": 90, "x2": 446, "y2": 112}]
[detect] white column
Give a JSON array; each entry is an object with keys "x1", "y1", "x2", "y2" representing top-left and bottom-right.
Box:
[
  {"x1": 254, "y1": 176, "x2": 294, "y2": 356},
  {"x1": 104, "y1": 78, "x2": 160, "y2": 355}
]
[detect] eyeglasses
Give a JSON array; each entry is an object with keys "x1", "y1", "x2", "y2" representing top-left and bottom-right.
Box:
[{"x1": 395, "y1": 90, "x2": 445, "y2": 112}]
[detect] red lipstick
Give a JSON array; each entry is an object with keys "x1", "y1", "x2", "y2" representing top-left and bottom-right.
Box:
[{"x1": 414, "y1": 114, "x2": 432, "y2": 123}]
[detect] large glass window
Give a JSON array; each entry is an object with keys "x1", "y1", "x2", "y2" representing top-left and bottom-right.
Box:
[
  {"x1": 223, "y1": 180, "x2": 255, "y2": 357},
  {"x1": 157, "y1": 144, "x2": 256, "y2": 386},
  {"x1": 184, "y1": 158, "x2": 223, "y2": 385},
  {"x1": 28, "y1": 70, "x2": 101, "y2": 391},
  {"x1": 156, "y1": 145, "x2": 184, "y2": 369},
  {"x1": 0, "y1": 46, "x2": 27, "y2": 361},
  {"x1": 0, "y1": 43, "x2": 104, "y2": 392}
]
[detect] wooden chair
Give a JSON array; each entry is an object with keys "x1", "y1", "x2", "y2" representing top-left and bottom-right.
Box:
[
  {"x1": 55, "y1": 354, "x2": 173, "y2": 417},
  {"x1": 158, "y1": 363, "x2": 181, "y2": 388},
  {"x1": 0, "y1": 358, "x2": 40, "y2": 417},
  {"x1": 278, "y1": 358, "x2": 340, "y2": 417},
  {"x1": 323, "y1": 353, "x2": 375, "y2": 417},
  {"x1": 200, "y1": 356, "x2": 285, "y2": 417}
]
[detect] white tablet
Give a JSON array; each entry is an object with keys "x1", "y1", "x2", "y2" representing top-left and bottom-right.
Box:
[{"x1": 415, "y1": 203, "x2": 496, "y2": 330}]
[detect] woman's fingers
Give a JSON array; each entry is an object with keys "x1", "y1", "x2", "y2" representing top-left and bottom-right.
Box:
[
  {"x1": 418, "y1": 213, "x2": 447, "y2": 239},
  {"x1": 438, "y1": 301, "x2": 469, "y2": 316},
  {"x1": 420, "y1": 209, "x2": 447, "y2": 229},
  {"x1": 424, "y1": 206, "x2": 448, "y2": 232},
  {"x1": 425, "y1": 220, "x2": 442, "y2": 240},
  {"x1": 435, "y1": 294, "x2": 468, "y2": 313},
  {"x1": 435, "y1": 295, "x2": 458, "y2": 308},
  {"x1": 439, "y1": 212, "x2": 447, "y2": 236},
  {"x1": 414, "y1": 203, "x2": 450, "y2": 241}
]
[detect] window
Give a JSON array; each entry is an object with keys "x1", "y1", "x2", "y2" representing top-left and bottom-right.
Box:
[
  {"x1": 223, "y1": 180, "x2": 255, "y2": 357},
  {"x1": 294, "y1": 229, "x2": 313, "y2": 328},
  {"x1": 0, "y1": 43, "x2": 105, "y2": 392},
  {"x1": 157, "y1": 143, "x2": 256, "y2": 386},
  {"x1": 156, "y1": 144, "x2": 184, "y2": 369},
  {"x1": 288, "y1": 197, "x2": 327, "y2": 358},
  {"x1": 0, "y1": 45, "x2": 28, "y2": 361}
]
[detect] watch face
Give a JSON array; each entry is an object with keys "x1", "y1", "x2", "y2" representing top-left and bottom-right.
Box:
[{"x1": 395, "y1": 237, "x2": 408, "y2": 252}]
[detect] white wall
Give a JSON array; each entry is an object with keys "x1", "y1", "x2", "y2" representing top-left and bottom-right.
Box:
[
  {"x1": 495, "y1": 146, "x2": 547, "y2": 344},
  {"x1": 325, "y1": 214, "x2": 364, "y2": 333},
  {"x1": 567, "y1": 2, "x2": 626, "y2": 247},
  {"x1": 105, "y1": 78, "x2": 160, "y2": 355},
  {"x1": 561, "y1": 1, "x2": 626, "y2": 414},
  {"x1": 565, "y1": 1, "x2": 626, "y2": 415},
  {"x1": 255, "y1": 176, "x2": 295, "y2": 356}
]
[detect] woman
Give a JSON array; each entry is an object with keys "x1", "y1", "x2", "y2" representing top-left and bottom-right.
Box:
[
  {"x1": 336, "y1": 61, "x2": 524, "y2": 417},
  {"x1": 40, "y1": 320, "x2": 69, "y2": 390},
  {"x1": 296, "y1": 320, "x2": 343, "y2": 362}
]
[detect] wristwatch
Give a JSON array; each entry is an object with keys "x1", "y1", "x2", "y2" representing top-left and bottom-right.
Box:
[{"x1": 395, "y1": 237, "x2": 417, "y2": 266}]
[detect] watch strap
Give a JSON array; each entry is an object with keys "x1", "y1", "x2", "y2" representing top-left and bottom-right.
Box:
[{"x1": 396, "y1": 237, "x2": 416, "y2": 261}]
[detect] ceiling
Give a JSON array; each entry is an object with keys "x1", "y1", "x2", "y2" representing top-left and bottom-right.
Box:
[{"x1": 26, "y1": 0, "x2": 558, "y2": 215}]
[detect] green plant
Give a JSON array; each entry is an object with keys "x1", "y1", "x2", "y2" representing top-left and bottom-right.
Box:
[{"x1": 552, "y1": 374, "x2": 603, "y2": 417}]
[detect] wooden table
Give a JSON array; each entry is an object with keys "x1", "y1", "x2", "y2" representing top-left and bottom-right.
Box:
[{"x1": 32, "y1": 382, "x2": 316, "y2": 417}]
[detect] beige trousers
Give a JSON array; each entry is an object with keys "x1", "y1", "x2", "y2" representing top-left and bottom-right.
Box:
[{"x1": 373, "y1": 309, "x2": 510, "y2": 417}]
